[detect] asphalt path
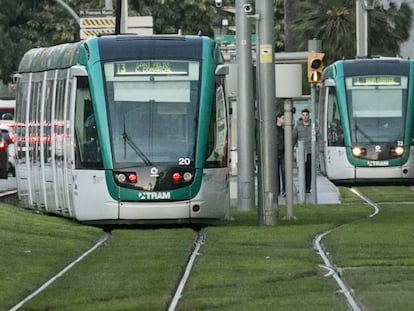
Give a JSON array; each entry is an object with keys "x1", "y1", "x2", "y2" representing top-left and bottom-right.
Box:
[{"x1": 0, "y1": 176, "x2": 17, "y2": 196}]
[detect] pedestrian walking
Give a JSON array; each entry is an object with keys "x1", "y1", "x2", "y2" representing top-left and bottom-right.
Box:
[{"x1": 276, "y1": 112, "x2": 286, "y2": 196}]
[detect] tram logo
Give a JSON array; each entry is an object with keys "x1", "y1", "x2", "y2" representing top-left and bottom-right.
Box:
[
  {"x1": 367, "y1": 161, "x2": 389, "y2": 167},
  {"x1": 150, "y1": 167, "x2": 159, "y2": 177},
  {"x1": 139, "y1": 192, "x2": 170, "y2": 200}
]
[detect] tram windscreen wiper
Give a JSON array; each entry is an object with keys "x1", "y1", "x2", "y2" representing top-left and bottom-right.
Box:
[{"x1": 122, "y1": 117, "x2": 152, "y2": 166}]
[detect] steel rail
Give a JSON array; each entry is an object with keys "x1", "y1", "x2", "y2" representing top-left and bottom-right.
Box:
[
  {"x1": 313, "y1": 187, "x2": 380, "y2": 311},
  {"x1": 168, "y1": 230, "x2": 205, "y2": 311},
  {"x1": 9, "y1": 232, "x2": 111, "y2": 311}
]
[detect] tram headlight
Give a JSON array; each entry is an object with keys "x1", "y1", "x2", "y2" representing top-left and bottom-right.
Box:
[
  {"x1": 183, "y1": 172, "x2": 193, "y2": 182},
  {"x1": 351, "y1": 146, "x2": 366, "y2": 157},
  {"x1": 393, "y1": 146, "x2": 404, "y2": 156},
  {"x1": 115, "y1": 172, "x2": 138, "y2": 184},
  {"x1": 116, "y1": 173, "x2": 127, "y2": 183}
]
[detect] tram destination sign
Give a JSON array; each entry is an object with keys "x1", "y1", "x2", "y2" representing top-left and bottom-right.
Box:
[
  {"x1": 352, "y1": 76, "x2": 401, "y2": 86},
  {"x1": 114, "y1": 60, "x2": 189, "y2": 76}
]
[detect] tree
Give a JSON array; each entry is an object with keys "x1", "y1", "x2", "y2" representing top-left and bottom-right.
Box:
[
  {"x1": 289, "y1": 0, "x2": 413, "y2": 65},
  {"x1": 0, "y1": 0, "x2": 102, "y2": 82}
]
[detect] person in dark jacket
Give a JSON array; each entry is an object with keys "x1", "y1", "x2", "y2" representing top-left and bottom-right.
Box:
[{"x1": 276, "y1": 112, "x2": 285, "y2": 196}]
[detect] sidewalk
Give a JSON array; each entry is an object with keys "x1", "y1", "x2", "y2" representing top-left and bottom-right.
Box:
[{"x1": 229, "y1": 171, "x2": 340, "y2": 206}]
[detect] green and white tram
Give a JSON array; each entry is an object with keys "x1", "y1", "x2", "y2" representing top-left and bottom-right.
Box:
[
  {"x1": 14, "y1": 35, "x2": 230, "y2": 226},
  {"x1": 318, "y1": 58, "x2": 414, "y2": 184}
]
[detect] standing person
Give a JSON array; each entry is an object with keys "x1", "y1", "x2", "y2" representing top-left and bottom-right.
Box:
[
  {"x1": 276, "y1": 112, "x2": 286, "y2": 196},
  {"x1": 293, "y1": 108, "x2": 318, "y2": 194}
]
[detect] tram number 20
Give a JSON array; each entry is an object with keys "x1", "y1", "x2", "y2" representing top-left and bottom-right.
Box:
[{"x1": 179, "y1": 158, "x2": 191, "y2": 165}]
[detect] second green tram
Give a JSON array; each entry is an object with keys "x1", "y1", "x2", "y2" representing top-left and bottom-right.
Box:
[{"x1": 318, "y1": 58, "x2": 414, "y2": 184}]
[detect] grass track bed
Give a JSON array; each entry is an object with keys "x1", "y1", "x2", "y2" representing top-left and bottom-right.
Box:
[
  {"x1": 323, "y1": 186, "x2": 414, "y2": 310},
  {"x1": 2, "y1": 186, "x2": 414, "y2": 310}
]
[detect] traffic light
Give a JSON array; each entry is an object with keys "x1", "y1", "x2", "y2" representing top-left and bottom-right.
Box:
[{"x1": 307, "y1": 52, "x2": 325, "y2": 83}]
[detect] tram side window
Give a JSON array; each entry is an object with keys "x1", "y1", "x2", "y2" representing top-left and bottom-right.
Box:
[
  {"x1": 326, "y1": 87, "x2": 344, "y2": 146},
  {"x1": 412, "y1": 122, "x2": 414, "y2": 145},
  {"x1": 29, "y1": 77, "x2": 43, "y2": 164},
  {"x1": 205, "y1": 78, "x2": 228, "y2": 168},
  {"x1": 16, "y1": 77, "x2": 29, "y2": 162},
  {"x1": 74, "y1": 77, "x2": 103, "y2": 169}
]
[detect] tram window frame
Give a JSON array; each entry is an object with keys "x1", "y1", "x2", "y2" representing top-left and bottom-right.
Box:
[
  {"x1": 103, "y1": 60, "x2": 200, "y2": 167},
  {"x1": 15, "y1": 75, "x2": 29, "y2": 163},
  {"x1": 326, "y1": 86, "x2": 344, "y2": 147},
  {"x1": 74, "y1": 76, "x2": 103, "y2": 169},
  {"x1": 205, "y1": 76, "x2": 228, "y2": 168}
]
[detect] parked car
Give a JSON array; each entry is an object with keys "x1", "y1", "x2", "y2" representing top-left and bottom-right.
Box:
[
  {"x1": 0, "y1": 123, "x2": 16, "y2": 177},
  {"x1": 0, "y1": 136, "x2": 8, "y2": 178}
]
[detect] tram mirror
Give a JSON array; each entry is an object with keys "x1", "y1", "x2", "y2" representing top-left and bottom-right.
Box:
[
  {"x1": 13, "y1": 73, "x2": 21, "y2": 83},
  {"x1": 70, "y1": 66, "x2": 88, "y2": 77},
  {"x1": 215, "y1": 65, "x2": 229, "y2": 76}
]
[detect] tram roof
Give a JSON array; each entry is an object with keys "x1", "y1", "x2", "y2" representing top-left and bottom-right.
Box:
[
  {"x1": 18, "y1": 41, "x2": 83, "y2": 73},
  {"x1": 18, "y1": 35, "x2": 217, "y2": 73},
  {"x1": 324, "y1": 57, "x2": 412, "y2": 79}
]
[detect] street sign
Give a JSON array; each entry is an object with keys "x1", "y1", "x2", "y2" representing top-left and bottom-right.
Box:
[
  {"x1": 80, "y1": 17, "x2": 115, "y2": 39},
  {"x1": 79, "y1": 15, "x2": 153, "y2": 39}
]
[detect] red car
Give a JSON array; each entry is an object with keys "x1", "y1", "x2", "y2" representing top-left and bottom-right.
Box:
[{"x1": 0, "y1": 137, "x2": 8, "y2": 178}]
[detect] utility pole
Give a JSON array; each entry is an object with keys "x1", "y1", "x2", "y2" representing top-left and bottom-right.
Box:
[
  {"x1": 308, "y1": 39, "x2": 323, "y2": 204},
  {"x1": 115, "y1": 0, "x2": 128, "y2": 34},
  {"x1": 105, "y1": 0, "x2": 113, "y2": 10},
  {"x1": 235, "y1": 1, "x2": 256, "y2": 212},
  {"x1": 356, "y1": 0, "x2": 368, "y2": 57},
  {"x1": 256, "y1": 0, "x2": 277, "y2": 226},
  {"x1": 53, "y1": 0, "x2": 80, "y2": 26}
]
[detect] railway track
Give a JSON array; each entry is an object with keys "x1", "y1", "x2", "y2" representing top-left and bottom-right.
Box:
[
  {"x1": 5, "y1": 223, "x2": 204, "y2": 311},
  {"x1": 8, "y1": 232, "x2": 112, "y2": 311},
  {"x1": 168, "y1": 229, "x2": 205, "y2": 311},
  {"x1": 313, "y1": 187, "x2": 381, "y2": 311}
]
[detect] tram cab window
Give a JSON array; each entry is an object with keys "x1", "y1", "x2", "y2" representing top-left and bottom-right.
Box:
[
  {"x1": 205, "y1": 77, "x2": 228, "y2": 168},
  {"x1": 74, "y1": 77, "x2": 103, "y2": 169},
  {"x1": 326, "y1": 87, "x2": 344, "y2": 146}
]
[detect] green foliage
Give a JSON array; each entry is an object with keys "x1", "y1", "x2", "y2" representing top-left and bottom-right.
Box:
[
  {"x1": 290, "y1": 0, "x2": 413, "y2": 65},
  {"x1": 0, "y1": 0, "x2": 103, "y2": 82},
  {"x1": 150, "y1": 0, "x2": 217, "y2": 36},
  {"x1": 0, "y1": 0, "x2": 412, "y2": 82}
]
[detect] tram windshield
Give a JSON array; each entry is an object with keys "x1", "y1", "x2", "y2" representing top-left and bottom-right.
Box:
[
  {"x1": 103, "y1": 60, "x2": 200, "y2": 167},
  {"x1": 345, "y1": 75, "x2": 407, "y2": 144}
]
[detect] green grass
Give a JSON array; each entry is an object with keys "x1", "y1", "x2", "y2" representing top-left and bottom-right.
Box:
[
  {"x1": 2, "y1": 186, "x2": 414, "y2": 310},
  {"x1": 0, "y1": 203, "x2": 102, "y2": 310},
  {"x1": 22, "y1": 229, "x2": 197, "y2": 311},
  {"x1": 323, "y1": 186, "x2": 414, "y2": 310},
  {"x1": 178, "y1": 201, "x2": 371, "y2": 311}
]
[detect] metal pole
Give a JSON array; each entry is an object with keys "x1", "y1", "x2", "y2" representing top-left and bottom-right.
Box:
[
  {"x1": 115, "y1": 0, "x2": 121, "y2": 34},
  {"x1": 310, "y1": 84, "x2": 317, "y2": 204},
  {"x1": 53, "y1": 0, "x2": 80, "y2": 26},
  {"x1": 307, "y1": 39, "x2": 321, "y2": 205},
  {"x1": 297, "y1": 141, "x2": 305, "y2": 204},
  {"x1": 121, "y1": 0, "x2": 128, "y2": 33},
  {"x1": 284, "y1": 99, "x2": 294, "y2": 219},
  {"x1": 356, "y1": 0, "x2": 368, "y2": 57},
  {"x1": 105, "y1": 0, "x2": 113, "y2": 10},
  {"x1": 256, "y1": 0, "x2": 277, "y2": 226},
  {"x1": 236, "y1": 0, "x2": 255, "y2": 212}
]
